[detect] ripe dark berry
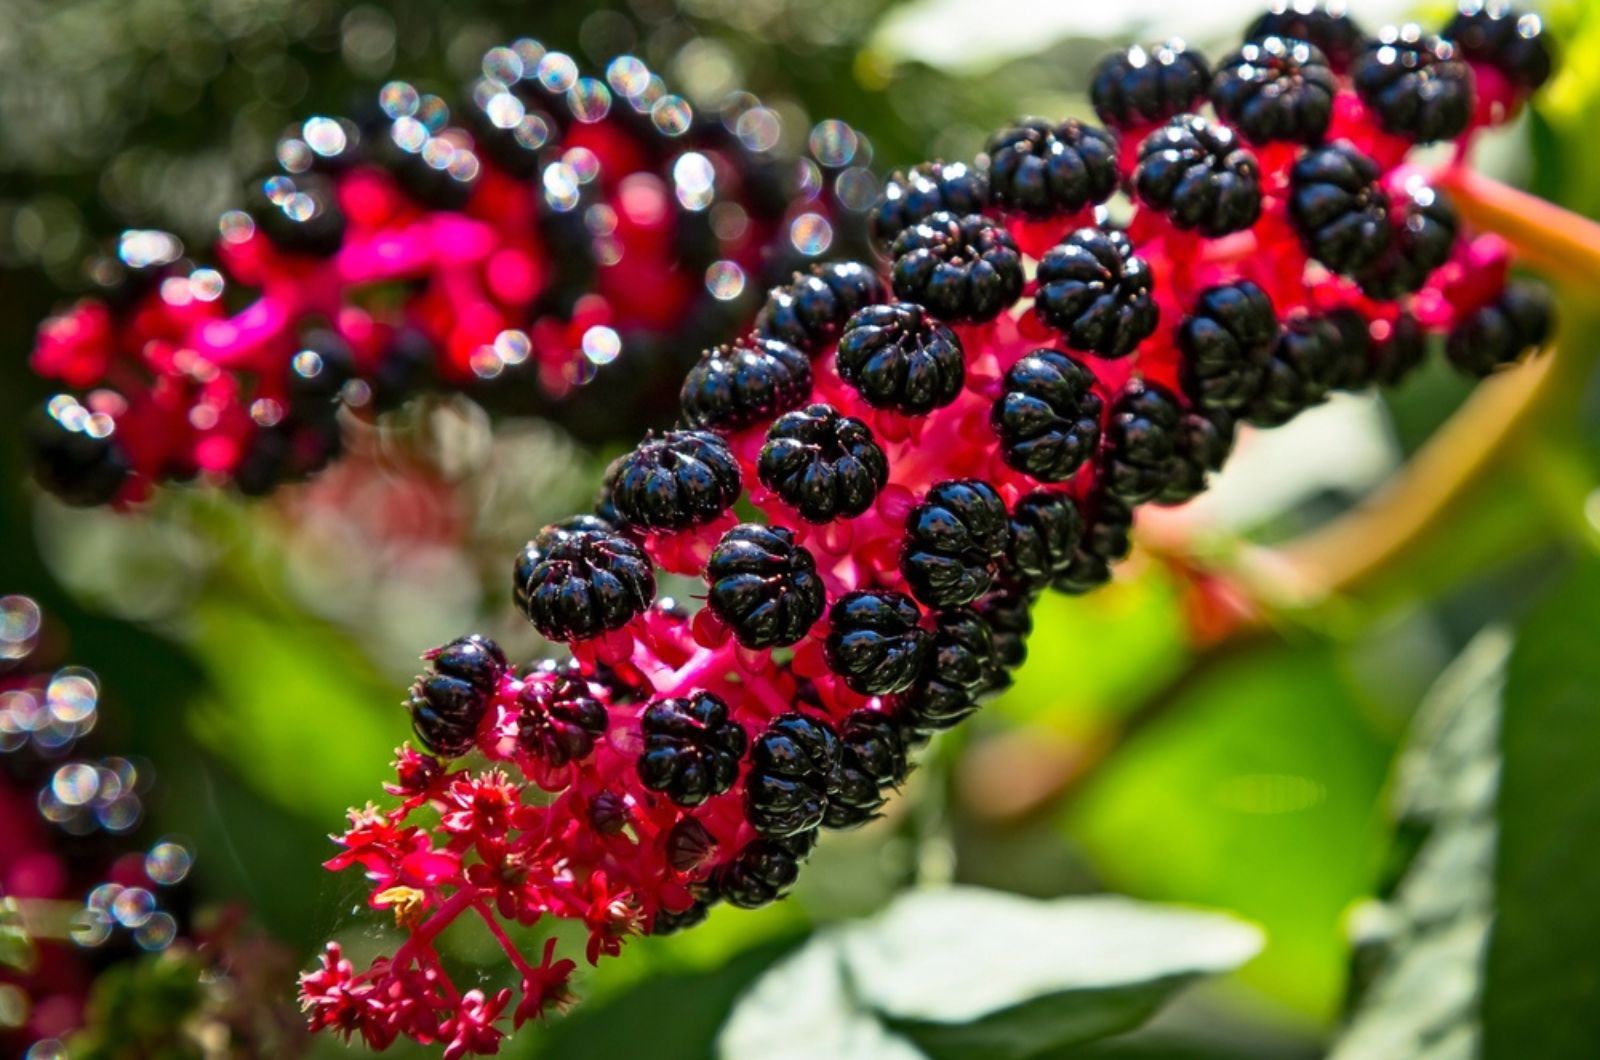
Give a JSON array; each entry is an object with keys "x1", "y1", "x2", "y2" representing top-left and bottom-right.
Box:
[
  {"x1": 1035, "y1": 229, "x2": 1159, "y2": 358},
  {"x1": 1090, "y1": 41, "x2": 1210, "y2": 131},
  {"x1": 1155, "y1": 406, "x2": 1237, "y2": 505},
  {"x1": 705, "y1": 524, "x2": 827, "y2": 650},
  {"x1": 1178, "y1": 281, "x2": 1280, "y2": 411},
  {"x1": 992, "y1": 350, "x2": 1104, "y2": 482},
  {"x1": 824, "y1": 590, "x2": 931, "y2": 696},
  {"x1": 1134, "y1": 115, "x2": 1262, "y2": 238},
  {"x1": 1324, "y1": 307, "x2": 1378, "y2": 391},
  {"x1": 1245, "y1": 1, "x2": 1368, "y2": 73},
  {"x1": 636, "y1": 691, "x2": 748, "y2": 807},
  {"x1": 889, "y1": 212, "x2": 1024, "y2": 324},
  {"x1": 1103, "y1": 380, "x2": 1185, "y2": 505},
  {"x1": 823, "y1": 711, "x2": 909, "y2": 829},
  {"x1": 836, "y1": 302, "x2": 964, "y2": 414},
  {"x1": 902, "y1": 609, "x2": 1001, "y2": 734},
  {"x1": 758, "y1": 404, "x2": 888, "y2": 523},
  {"x1": 870, "y1": 160, "x2": 989, "y2": 253},
  {"x1": 1053, "y1": 492, "x2": 1134, "y2": 594},
  {"x1": 1211, "y1": 37, "x2": 1338, "y2": 145},
  {"x1": 408, "y1": 673, "x2": 488, "y2": 759},
  {"x1": 609, "y1": 430, "x2": 742, "y2": 532},
  {"x1": 901, "y1": 479, "x2": 1010, "y2": 609},
  {"x1": 1352, "y1": 26, "x2": 1474, "y2": 144},
  {"x1": 517, "y1": 675, "x2": 607, "y2": 766},
  {"x1": 754, "y1": 261, "x2": 887, "y2": 355},
  {"x1": 426, "y1": 634, "x2": 507, "y2": 694},
  {"x1": 513, "y1": 528, "x2": 655, "y2": 642},
  {"x1": 250, "y1": 174, "x2": 346, "y2": 257},
  {"x1": 1371, "y1": 312, "x2": 1429, "y2": 387},
  {"x1": 986, "y1": 118, "x2": 1119, "y2": 219},
  {"x1": 721, "y1": 832, "x2": 816, "y2": 909},
  {"x1": 1247, "y1": 314, "x2": 1343, "y2": 426},
  {"x1": 371, "y1": 328, "x2": 435, "y2": 413},
  {"x1": 1443, "y1": 2, "x2": 1553, "y2": 93},
  {"x1": 973, "y1": 584, "x2": 1035, "y2": 672},
  {"x1": 1289, "y1": 142, "x2": 1392, "y2": 275},
  {"x1": 745, "y1": 712, "x2": 842, "y2": 837},
  {"x1": 28, "y1": 401, "x2": 132, "y2": 507},
  {"x1": 1356, "y1": 180, "x2": 1459, "y2": 299},
  {"x1": 651, "y1": 897, "x2": 714, "y2": 935},
  {"x1": 680, "y1": 337, "x2": 812, "y2": 433},
  {"x1": 1446, "y1": 282, "x2": 1551, "y2": 377},
  {"x1": 1003, "y1": 491, "x2": 1083, "y2": 590}
]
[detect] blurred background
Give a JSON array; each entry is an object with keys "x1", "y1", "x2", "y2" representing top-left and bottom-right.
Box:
[{"x1": 3, "y1": 0, "x2": 1599, "y2": 1057}]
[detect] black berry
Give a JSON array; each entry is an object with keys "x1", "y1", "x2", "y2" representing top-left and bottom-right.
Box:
[
  {"x1": 824, "y1": 591, "x2": 931, "y2": 696},
  {"x1": 1352, "y1": 26, "x2": 1474, "y2": 144},
  {"x1": 1003, "y1": 491, "x2": 1084, "y2": 590},
  {"x1": 1102, "y1": 380, "x2": 1185, "y2": 505},
  {"x1": 901, "y1": 480, "x2": 1010, "y2": 609},
  {"x1": 1247, "y1": 314, "x2": 1343, "y2": 426},
  {"x1": 973, "y1": 584, "x2": 1036, "y2": 672},
  {"x1": 992, "y1": 350, "x2": 1104, "y2": 482},
  {"x1": 610, "y1": 430, "x2": 742, "y2": 532},
  {"x1": 636, "y1": 691, "x2": 748, "y2": 807},
  {"x1": 513, "y1": 527, "x2": 655, "y2": 641},
  {"x1": 1356, "y1": 180, "x2": 1458, "y2": 299},
  {"x1": 1035, "y1": 229, "x2": 1159, "y2": 358},
  {"x1": 721, "y1": 832, "x2": 816, "y2": 909},
  {"x1": 652, "y1": 897, "x2": 714, "y2": 934},
  {"x1": 517, "y1": 674, "x2": 607, "y2": 766},
  {"x1": 902, "y1": 609, "x2": 1001, "y2": 734},
  {"x1": 28, "y1": 401, "x2": 131, "y2": 507},
  {"x1": 705, "y1": 524, "x2": 827, "y2": 650},
  {"x1": 986, "y1": 118, "x2": 1119, "y2": 219},
  {"x1": 288, "y1": 330, "x2": 357, "y2": 414},
  {"x1": 407, "y1": 672, "x2": 488, "y2": 759},
  {"x1": 1090, "y1": 41, "x2": 1210, "y2": 130},
  {"x1": 836, "y1": 302, "x2": 964, "y2": 414},
  {"x1": 754, "y1": 261, "x2": 887, "y2": 355},
  {"x1": 1155, "y1": 406, "x2": 1236, "y2": 505},
  {"x1": 746, "y1": 712, "x2": 842, "y2": 837},
  {"x1": 889, "y1": 212, "x2": 1024, "y2": 324},
  {"x1": 1245, "y1": 1, "x2": 1369, "y2": 73},
  {"x1": 427, "y1": 634, "x2": 507, "y2": 693},
  {"x1": 1211, "y1": 36, "x2": 1338, "y2": 145},
  {"x1": 681, "y1": 337, "x2": 812, "y2": 432},
  {"x1": 1443, "y1": 2, "x2": 1553, "y2": 93},
  {"x1": 1053, "y1": 491, "x2": 1134, "y2": 594},
  {"x1": 1445, "y1": 282, "x2": 1551, "y2": 377},
  {"x1": 1134, "y1": 115, "x2": 1262, "y2": 238},
  {"x1": 1178, "y1": 281, "x2": 1280, "y2": 411},
  {"x1": 1371, "y1": 312, "x2": 1429, "y2": 387},
  {"x1": 758, "y1": 404, "x2": 888, "y2": 523},
  {"x1": 870, "y1": 160, "x2": 989, "y2": 253},
  {"x1": 1289, "y1": 142, "x2": 1392, "y2": 275},
  {"x1": 250, "y1": 174, "x2": 346, "y2": 257},
  {"x1": 823, "y1": 711, "x2": 909, "y2": 829}
]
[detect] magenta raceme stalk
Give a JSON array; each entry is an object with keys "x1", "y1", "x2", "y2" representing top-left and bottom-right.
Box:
[
  {"x1": 302, "y1": 4, "x2": 1556, "y2": 1054},
  {"x1": 26, "y1": 38, "x2": 870, "y2": 508}
]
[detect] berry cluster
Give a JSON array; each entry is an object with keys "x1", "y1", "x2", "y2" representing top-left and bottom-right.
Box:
[
  {"x1": 27, "y1": 39, "x2": 871, "y2": 507},
  {"x1": 303, "y1": 5, "x2": 1555, "y2": 1054},
  {"x1": 0, "y1": 595, "x2": 195, "y2": 1055}
]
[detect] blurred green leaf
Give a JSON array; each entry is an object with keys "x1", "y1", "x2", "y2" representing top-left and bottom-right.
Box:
[
  {"x1": 68, "y1": 948, "x2": 208, "y2": 1060},
  {"x1": 1063, "y1": 643, "x2": 1392, "y2": 1020},
  {"x1": 718, "y1": 888, "x2": 1261, "y2": 1060},
  {"x1": 0, "y1": 896, "x2": 35, "y2": 973},
  {"x1": 1482, "y1": 551, "x2": 1600, "y2": 1056}
]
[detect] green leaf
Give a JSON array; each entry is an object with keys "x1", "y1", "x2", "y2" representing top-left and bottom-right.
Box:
[
  {"x1": 0, "y1": 897, "x2": 36, "y2": 973},
  {"x1": 717, "y1": 888, "x2": 1262, "y2": 1060},
  {"x1": 1482, "y1": 552, "x2": 1600, "y2": 1056}
]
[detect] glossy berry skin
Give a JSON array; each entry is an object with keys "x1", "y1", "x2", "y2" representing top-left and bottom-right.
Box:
[
  {"x1": 755, "y1": 262, "x2": 887, "y2": 355},
  {"x1": 705, "y1": 524, "x2": 827, "y2": 650},
  {"x1": 745, "y1": 712, "x2": 842, "y2": 837},
  {"x1": 1177, "y1": 281, "x2": 1280, "y2": 411},
  {"x1": 1356, "y1": 180, "x2": 1459, "y2": 298},
  {"x1": 1090, "y1": 40, "x2": 1211, "y2": 130},
  {"x1": 680, "y1": 338, "x2": 812, "y2": 433},
  {"x1": 408, "y1": 674, "x2": 488, "y2": 759},
  {"x1": 1211, "y1": 37, "x2": 1338, "y2": 145},
  {"x1": 1446, "y1": 282, "x2": 1552, "y2": 376},
  {"x1": 901, "y1": 479, "x2": 1010, "y2": 609},
  {"x1": 1370, "y1": 313, "x2": 1429, "y2": 387},
  {"x1": 609, "y1": 430, "x2": 742, "y2": 532},
  {"x1": 1245, "y1": 1, "x2": 1368, "y2": 72},
  {"x1": 1289, "y1": 143, "x2": 1392, "y2": 275},
  {"x1": 758, "y1": 404, "x2": 889, "y2": 523},
  {"x1": 992, "y1": 350, "x2": 1104, "y2": 482},
  {"x1": 27, "y1": 406, "x2": 131, "y2": 508},
  {"x1": 428, "y1": 634, "x2": 507, "y2": 694},
  {"x1": 986, "y1": 118, "x2": 1119, "y2": 219},
  {"x1": 902, "y1": 609, "x2": 1000, "y2": 734},
  {"x1": 636, "y1": 691, "x2": 748, "y2": 807},
  {"x1": 1444, "y1": 2, "x2": 1553, "y2": 92},
  {"x1": 721, "y1": 832, "x2": 816, "y2": 909},
  {"x1": 1034, "y1": 229, "x2": 1159, "y2": 358},
  {"x1": 1156, "y1": 407, "x2": 1236, "y2": 505},
  {"x1": 517, "y1": 675, "x2": 608, "y2": 766},
  {"x1": 1003, "y1": 491, "x2": 1083, "y2": 589},
  {"x1": 1053, "y1": 493, "x2": 1134, "y2": 594},
  {"x1": 836, "y1": 303, "x2": 964, "y2": 414},
  {"x1": 651, "y1": 898, "x2": 713, "y2": 935},
  {"x1": 1248, "y1": 314, "x2": 1343, "y2": 426},
  {"x1": 1102, "y1": 381, "x2": 1185, "y2": 505},
  {"x1": 1134, "y1": 115, "x2": 1262, "y2": 238},
  {"x1": 513, "y1": 528, "x2": 656, "y2": 642},
  {"x1": 1352, "y1": 27, "x2": 1474, "y2": 144},
  {"x1": 870, "y1": 160, "x2": 989, "y2": 253},
  {"x1": 288, "y1": 330, "x2": 357, "y2": 412},
  {"x1": 824, "y1": 590, "x2": 931, "y2": 696},
  {"x1": 823, "y1": 711, "x2": 909, "y2": 829},
  {"x1": 974, "y1": 584, "x2": 1035, "y2": 671},
  {"x1": 889, "y1": 212, "x2": 1025, "y2": 324},
  {"x1": 249, "y1": 174, "x2": 346, "y2": 257}
]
